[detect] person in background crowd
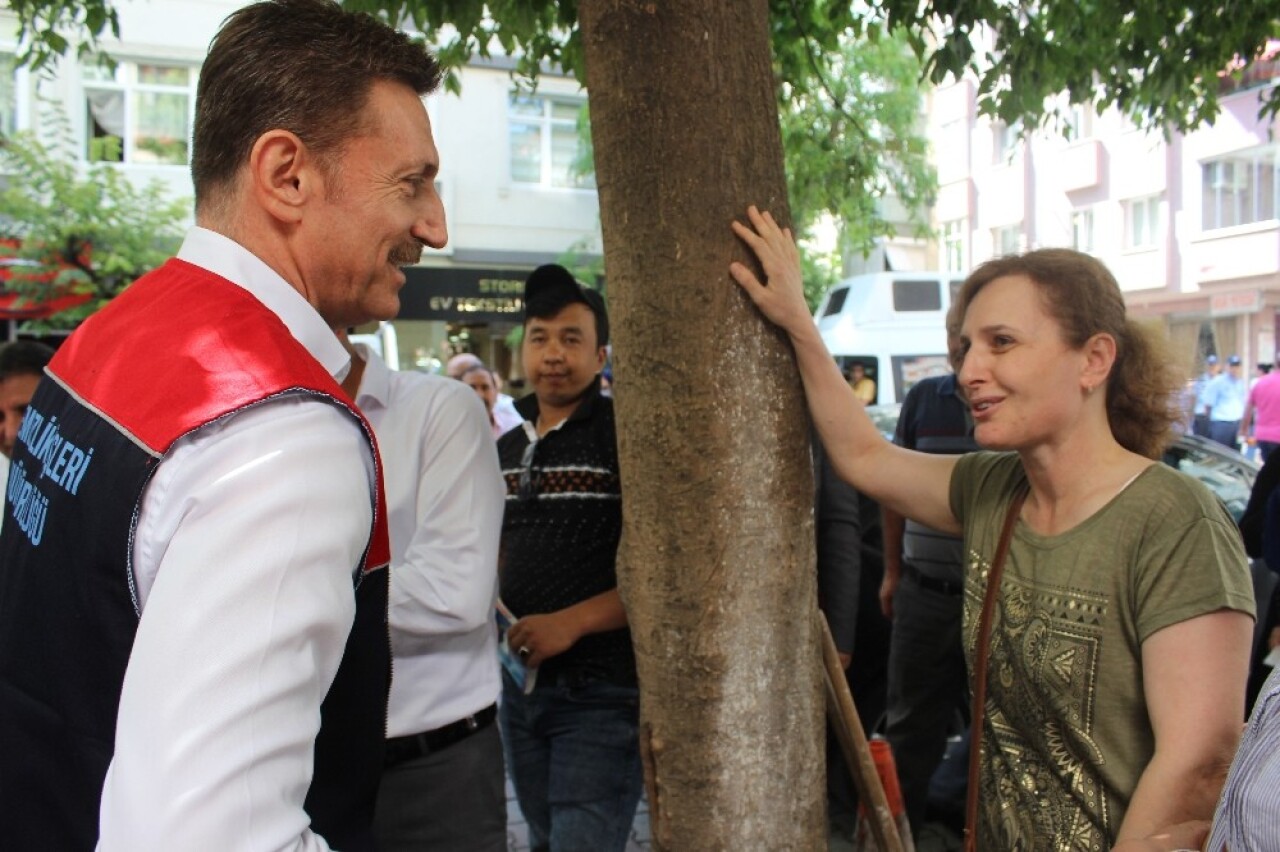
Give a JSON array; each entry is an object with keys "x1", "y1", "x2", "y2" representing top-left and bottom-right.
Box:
[
  {"x1": 1242, "y1": 358, "x2": 1280, "y2": 462},
  {"x1": 1235, "y1": 450, "x2": 1280, "y2": 714},
  {"x1": 0, "y1": 340, "x2": 55, "y2": 489},
  {"x1": 497, "y1": 264, "x2": 641, "y2": 852},
  {"x1": 339, "y1": 334, "x2": 507, "y2": 852},
  {"x1": 0, "y1": 340, "x2": 56, "y2": 534},
  {"x1": 879, "y1": 331, "x2": 979, "y2": 835},
  {"x1": 1203, "y1": 354, "x2": 1247, "y2": 450},
  {"x1": 0, "y1": 1, "x2": 446, "y2": 847},
  {"x1": 729, "y1": 206, "x2": 1254, "y2": 849},
  {"x1": 1193, "y1": 355, "x2": 1222, "y2": 438},
  {"x1": 459, "y1": 361, "x2": 507, "y2": 438},
  {"x1": 448, "y1": 351, "x2": 522, "y2": 434},
  {"x1": 848, "y1": 361, "x2": 877, "y2": 406}
]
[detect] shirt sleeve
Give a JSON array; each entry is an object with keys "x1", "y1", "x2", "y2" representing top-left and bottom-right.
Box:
[
  {"x1": 386, "y1": 382, "x2": 505, "y2": 654},
  {"x1": 1131, "y1": 499, "x2": 1256, "y2": 642},
  {"x1": 98, "y1": 396, "x2": 374, "y2": 852}
]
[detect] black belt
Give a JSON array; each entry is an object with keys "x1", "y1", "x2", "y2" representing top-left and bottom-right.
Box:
[
  {"x1": 384, "y1": 703, "x2": 497, "y2": 767},
  {"x1": 903, "y1": 563, "x2": 964, "y2": 597}
]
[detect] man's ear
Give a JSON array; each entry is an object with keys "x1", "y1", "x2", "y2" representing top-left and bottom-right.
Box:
[
  {"x1": 594, "y1": 345, "x2": 608, "y2": 373},
  {"x1": 246, "y1": 130, "x2": 322, "y2": 225}
]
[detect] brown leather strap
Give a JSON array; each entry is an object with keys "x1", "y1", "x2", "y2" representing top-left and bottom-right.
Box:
[{"x1": 963, "y1": 484, "x2": 1028, "y2": 852}]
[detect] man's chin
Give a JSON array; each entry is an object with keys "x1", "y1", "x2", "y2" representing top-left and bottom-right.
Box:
[
  {"x1": 358, "y1": 293, "x2": 402, "y2": 326},
  {"x1": 535, "y1": 384, "x2": 593, "y2": 410}
]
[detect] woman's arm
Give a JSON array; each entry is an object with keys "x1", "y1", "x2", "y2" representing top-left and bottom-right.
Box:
[
  {"x1": 1116, "y1": 609, "x2": 1253, "y2": 842},
  {"x1": 729, "y1": 205, "x2": 959, "y2": 533},
  {"x1": 1111, "y1": 820, "x2": 1211, "y2": 852}
]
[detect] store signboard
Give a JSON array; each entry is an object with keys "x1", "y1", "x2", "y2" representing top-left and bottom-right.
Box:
[
  {"x1": 400, "y1": 266, "x2": 529, "y2": 323},
  {"x1": 1209, "y1": 290, "x2": 1260, "y2": 318}
]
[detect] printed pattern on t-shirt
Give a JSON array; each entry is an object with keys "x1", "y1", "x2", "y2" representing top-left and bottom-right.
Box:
[{"x1": 967, "y1": 547, "x2": 1112, "y2": 850}]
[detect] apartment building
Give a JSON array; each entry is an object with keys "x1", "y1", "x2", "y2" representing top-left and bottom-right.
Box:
[
  {"x1": 929, "y1": 51, "x2": 1280, "y2": 373},
  {"x1": 0, "y1": 0, "x2": 603, "y2": 379}
]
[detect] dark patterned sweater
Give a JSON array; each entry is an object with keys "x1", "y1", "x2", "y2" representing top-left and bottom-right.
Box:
[{"x1": 497, "y1": 379, "x2": 636, "y2": 687}]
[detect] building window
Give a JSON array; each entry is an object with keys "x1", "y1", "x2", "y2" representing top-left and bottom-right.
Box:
[
  {"x1": 892, "y1": 279, "x2": 943, "y2": 312},
  {"x1": 1, "y1": 50, "x2": 17, "y2": 136},
  {"x1": 1064, "y1": 104, "x2": 1092, "y2": 143},
  {"x1": 1201, "y1": 147, "x2": 1279, "y2": 231},
  {"x1": 941, "y1": 219, "x2": 966, "y2": 273},
  {"x1": 1071, "y1": 209, "x2": 1095, "y2": 253},
  {"x1": 993, "y1": 225, "x2": 1022, "y2": 256},
  {"x1": 83, "y1": 61, "x2": 196, "y2": 165},
  {"x1": 1124, "y1": 195, "x2": 1162, "y2": 249},
  {"x1": 993, "y1": 120, "x2": 1022, "y2": 163},
  {"x1": 508, "y1": 92, "x2": 594, "y2": 189}
]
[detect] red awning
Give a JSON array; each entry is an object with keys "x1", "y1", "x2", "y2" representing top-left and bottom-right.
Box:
[{"x1": 0, "y1": 292, "x2": 93, "y2": 320}]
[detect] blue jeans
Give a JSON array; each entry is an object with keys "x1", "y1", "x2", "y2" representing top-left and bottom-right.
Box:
[{"x1": 500, "y1": 672, "x2": 643, "y2": 852}]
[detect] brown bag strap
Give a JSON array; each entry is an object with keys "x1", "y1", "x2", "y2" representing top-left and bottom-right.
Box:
[{"x1": 963, "y1": 484, "x2": 1028, "y2": 852}]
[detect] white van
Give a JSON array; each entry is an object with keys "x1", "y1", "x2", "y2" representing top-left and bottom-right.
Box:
[{"x1": 813, "y1": 271, "x2": 964, "y2": 405}]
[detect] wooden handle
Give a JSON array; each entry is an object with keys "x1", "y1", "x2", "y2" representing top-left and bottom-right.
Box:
[{"x1": 818, "y1": 612, "x2": 905, "y2": 852}]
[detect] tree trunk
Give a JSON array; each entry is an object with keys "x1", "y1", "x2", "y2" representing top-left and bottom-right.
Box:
[{"x1": 579, "y1": 3, "x2": 825, "y2": 849}]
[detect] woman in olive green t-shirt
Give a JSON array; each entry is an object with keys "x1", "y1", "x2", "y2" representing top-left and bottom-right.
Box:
[{"x1": 729, "y1": 205, "x2": 1254, "y2": 850}]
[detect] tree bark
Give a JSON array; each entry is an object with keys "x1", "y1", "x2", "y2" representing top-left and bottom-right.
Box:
[{"x1": 579, "y1": 3, "x2": 825, "y2": 849}]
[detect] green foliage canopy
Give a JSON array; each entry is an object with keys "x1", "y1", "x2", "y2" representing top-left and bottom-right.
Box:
[
  {"x1": 18, "y1": 0, "x2": 1278, "y2": 131},
  {"x1": 10, "y1": 0, "x2": 1278, "y2": 310}
]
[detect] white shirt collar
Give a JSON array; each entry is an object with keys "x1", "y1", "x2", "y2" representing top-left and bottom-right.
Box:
[
  {"x1": 176, "y1": 226, "x2": 350, "y2": 381},
  {"x1": 351, "y1": 342, "x2": 392, "y2": 411}
]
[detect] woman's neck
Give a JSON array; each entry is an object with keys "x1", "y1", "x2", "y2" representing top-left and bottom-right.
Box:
[{"x1": 1018, "y1": 431, "x2": 1151, "y2": 536}]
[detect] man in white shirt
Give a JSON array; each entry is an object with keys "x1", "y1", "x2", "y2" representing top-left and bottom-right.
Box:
[
  {"x1": 0, "y1": 1, "x2": 447, "y2": 849},
  {"x1": 339, "y1": 336, "x2": 508, "y2": 851},
  {"x1": 1204, "y1": 354, "x2": 1248, "y2": 449}
]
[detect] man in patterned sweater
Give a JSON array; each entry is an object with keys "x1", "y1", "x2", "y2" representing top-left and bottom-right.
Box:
[{"x1": 497, "y1": 264, "x2": 641, "y2": 852}]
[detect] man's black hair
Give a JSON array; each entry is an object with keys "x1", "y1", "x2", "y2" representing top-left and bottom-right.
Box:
[
  {"x1": 522, "y1": 264, "x2": 609, "y2": 348},
  {"x1": 0, "y1": 340, "x2": 54, "y2": 382}
]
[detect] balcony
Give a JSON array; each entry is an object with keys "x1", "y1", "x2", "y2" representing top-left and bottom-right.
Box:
[
  {"x1": 1060, "y1": 140, "x2": 1105, "y2": 192},
  {"x1": 1189, "y1": 221, "x2": 1280, "y2": 283}
]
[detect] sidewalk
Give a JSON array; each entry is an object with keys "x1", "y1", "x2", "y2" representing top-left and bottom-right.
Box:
[{"x1": 504, "y1": 776, "x2": 960, "y2": 851}]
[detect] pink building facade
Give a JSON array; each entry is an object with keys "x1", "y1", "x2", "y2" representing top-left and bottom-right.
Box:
[{"x1": 929, "y1": 62, "x2": 1280, "y2": 375}]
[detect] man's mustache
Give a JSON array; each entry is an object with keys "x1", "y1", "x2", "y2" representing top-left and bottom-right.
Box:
[{"x1": 390, "y1": 242, "x2": 423, "y2": 266}]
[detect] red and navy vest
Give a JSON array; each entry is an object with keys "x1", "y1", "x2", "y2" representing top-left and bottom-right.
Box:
[{"x1": 0, "y1": 259, "x2": 391, "y2": 850}]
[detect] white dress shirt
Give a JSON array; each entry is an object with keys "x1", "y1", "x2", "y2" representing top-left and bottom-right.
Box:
[
  {"x1": 493, "y1": 393, "x2": 524, "y2": 437},
  {"x1": 97, "y1": 227, "x2": 376, "y2": 851},
  {"x1": 352, "y1": 345, "x2": 504, "y2": 735}
]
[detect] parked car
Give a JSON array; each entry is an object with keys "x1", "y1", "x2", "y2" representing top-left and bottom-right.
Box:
[{"x1": 864, "y1": 403, "x2": 1259, "y2": 520}]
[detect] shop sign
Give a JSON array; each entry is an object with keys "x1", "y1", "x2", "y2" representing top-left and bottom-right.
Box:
[
  {"x1": 1209, "y1": 290, "x2": 1260, "y2": 317},
  {"x1": 400, "y1": 267, "x2": 528, "y2": 322}
]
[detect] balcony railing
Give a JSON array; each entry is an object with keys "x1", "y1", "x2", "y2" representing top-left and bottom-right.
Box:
[{"x1": 1218, "y1": 39, "x2": 1280, "y2": 96}]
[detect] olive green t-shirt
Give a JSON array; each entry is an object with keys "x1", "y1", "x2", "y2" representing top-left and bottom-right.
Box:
[{"x1": 951, "y1": 452, "x2": 1255, "y2": 850}]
